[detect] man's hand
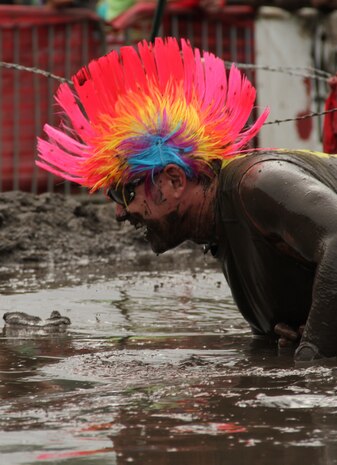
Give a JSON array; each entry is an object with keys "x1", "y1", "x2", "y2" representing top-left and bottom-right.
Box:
[
  {"x1": 274, "y1": 323, "x2": 304, "y2": 348},
  {"x1": 295, "y1": 342, "x2": 322, "y2": 362},
  {"x1": 275, "y1": 323, "x2": 324, "y2": 361}
]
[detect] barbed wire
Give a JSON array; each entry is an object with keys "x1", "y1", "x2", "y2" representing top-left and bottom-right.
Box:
[
  {"x1": 0, "y1": 61, "x2": 72, "y2": 85},
  {"x1": 1, "y1": 60, "x2": 336, "y2": 126},
  {"x1": 264, "y1": 107, "x2": 337, "y2": 126},
  {"x1": 225, "y1": 62, "x2": 333, "y2": 82},
  {"x1": 1, "y1": 60, "x2": 333, "y2": 86}
]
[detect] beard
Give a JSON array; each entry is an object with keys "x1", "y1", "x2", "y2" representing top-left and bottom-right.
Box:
[{"x1": 128, "y1": 211, "x2": 187, "y2": 255}]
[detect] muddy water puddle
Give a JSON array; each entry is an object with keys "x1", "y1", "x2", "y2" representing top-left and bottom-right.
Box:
[{"x1": 1, "y1": 265, "x2": 337, "y2": 464}]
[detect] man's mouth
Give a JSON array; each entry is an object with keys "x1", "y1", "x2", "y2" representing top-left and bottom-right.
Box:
[
  {"x1": 128, "y1": 215, "x2": 143, "y2": 229},
  {"x1": 133, "y1": 221, "x2": 143, "y2": 230},
  {"x1": 129, "y1": 218, "x2": 149, "y2": 238},
  {"x1": 127, "y1": 215, "x2": 159, "y2": 243}
]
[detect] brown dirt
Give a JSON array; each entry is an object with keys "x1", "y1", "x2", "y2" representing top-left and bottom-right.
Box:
[{"x1": 0, "y1": 191, "x2": 210, "y2": 272}]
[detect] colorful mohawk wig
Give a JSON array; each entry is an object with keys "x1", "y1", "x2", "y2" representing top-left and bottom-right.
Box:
[{"x1": 36, "y1": 37, "x2": 269, "y2": 192}]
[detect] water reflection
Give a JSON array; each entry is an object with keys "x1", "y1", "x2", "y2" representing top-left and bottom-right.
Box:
[
  {"x1": 0, "y1": 268, "x2": 337, "y2": 465},
  {"x1": 0, "y1": 333, "x2": 97, "y2": 403}
]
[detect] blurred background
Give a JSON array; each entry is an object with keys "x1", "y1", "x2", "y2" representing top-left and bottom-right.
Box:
[{"x1": 0, "y1": 0, "x2": 336, "y2": 193}]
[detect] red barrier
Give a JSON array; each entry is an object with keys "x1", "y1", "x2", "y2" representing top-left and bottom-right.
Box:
[
  {"x1": 0, "y1": 4, "x2": 255, "y2": 193},
  {"x1": 108, "y1": 1, "x2": 255, "y2": 64},
  {"x1": 323, "y1": 75, "x2": 337, "y2": 154},
  {"x1": 106, "y1": 3, "x2": 256, "y2": 143},
  {"x1": 0, "y1": 6, "x2": 105, "y2": 192}
]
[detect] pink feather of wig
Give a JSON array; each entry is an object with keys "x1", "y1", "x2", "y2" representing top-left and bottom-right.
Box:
[{"x1": 36, "y1": 37, "x2": 269, "y2": 192}]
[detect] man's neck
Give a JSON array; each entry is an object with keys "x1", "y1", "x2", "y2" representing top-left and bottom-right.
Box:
[{"x1": 184, "y1": 177, "x2": 218, "y2": 244}]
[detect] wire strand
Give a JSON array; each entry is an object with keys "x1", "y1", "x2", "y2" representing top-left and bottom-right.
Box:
[
  {"x1": 264, "y1": 107, "x2": 337, "y2": 126},
  {"x1": 225, "y1": 61, "x2": 333, "y2": 82},
  {"x1": 0, "y1": 61, "x2": 72, "y2": 85},
  {"x1": 1, "y1": 60, "x2": 336, "y2": 126},
  {"x1": 1, "y1": 60, "x2": 333, "y2": 86}
]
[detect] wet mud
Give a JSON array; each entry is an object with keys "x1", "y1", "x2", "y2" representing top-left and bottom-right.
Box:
[
  {"x1": 0, "y1": 191, "x2": 206, "y2": 272},
  {"x1": 0, "y1": 191, "x2": 137, "y2": 265},
  {"x1": 1, "y1": 193, "x2": 337, "y2": 465}
]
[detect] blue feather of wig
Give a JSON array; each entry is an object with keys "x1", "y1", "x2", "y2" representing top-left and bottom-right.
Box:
[{"x1": 126, "y1": 135, "x2": 194, "y2": 177}]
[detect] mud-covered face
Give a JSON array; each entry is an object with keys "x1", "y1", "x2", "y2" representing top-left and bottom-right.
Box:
[
  {"x1": 139, "y1": 209, "x2": 188, "y2": 254},
  {"x1": 106, "y1": 178, "x2": 145, "y2": 207},
  {"x1": 113, "y1": 172, "x2": 189, "y2": 254}
]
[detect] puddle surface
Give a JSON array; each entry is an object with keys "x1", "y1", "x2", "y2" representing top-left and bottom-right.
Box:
[{"x1": 1, "y1": 265, "x2": 337, "y2": 465}]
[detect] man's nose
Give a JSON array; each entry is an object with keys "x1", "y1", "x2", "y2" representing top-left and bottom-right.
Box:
[{"x1": 115, "y1": 203, "x2": 128, "y2": 222}]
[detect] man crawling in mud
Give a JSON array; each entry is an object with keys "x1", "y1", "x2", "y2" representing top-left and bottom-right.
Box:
[{"x1": 37, "y1": 37, "x2": 337, "y2": 363}]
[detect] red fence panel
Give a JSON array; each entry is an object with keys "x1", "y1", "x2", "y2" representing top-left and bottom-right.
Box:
[
  {"x1": 107, "y1": 3, "x2": 256, "y2": 141},
  {"x1": 106, "y1": 3, "x2": 257, "y2": 155},
  {"x1": 108, "y1": 3, "x2": 255, "y2": 66},
  {"x1": 0, "y1": 6, "x2": 105, "y2": 193},
  {"x1": 0, "y1": 4, "x2": 255, "y2": 193}
]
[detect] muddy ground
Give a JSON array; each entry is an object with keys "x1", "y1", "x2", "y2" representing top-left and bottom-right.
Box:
[
  {"x1": 2, "y1": 193, "x2": 337, "y2": 465},
  {"x1": 0, "y1": 191, "x2": 210, "y2": 274}
]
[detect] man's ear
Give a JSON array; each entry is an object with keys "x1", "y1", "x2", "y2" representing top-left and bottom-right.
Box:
[{"x1": 162, "y1": 164, "x2": 187, "y2": 193}]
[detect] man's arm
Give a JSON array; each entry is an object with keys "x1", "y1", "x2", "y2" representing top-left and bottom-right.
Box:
[{"x1": 237, "y1": 158, "x2": 337, "y2": 361}]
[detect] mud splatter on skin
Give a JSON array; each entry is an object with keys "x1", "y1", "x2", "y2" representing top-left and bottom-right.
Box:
[
  {"x1": 142, "y1": 209, "x2": 187, "y2": 254},
  {"x1": 192, "y1": 179, "x2": 218, "y2": 245},
  {"x1": 143, "y1": 200, "x2": 152, "y2": 217},
  {"x1": 152, "y1": 180, "x2": 167, "y2": 206}
]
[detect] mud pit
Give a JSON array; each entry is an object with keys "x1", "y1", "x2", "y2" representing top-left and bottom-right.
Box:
[
  {"x1": 0, "y1": 191, "x2": 208, "y2": 287},
  {"x1": 1, "y1": 192, "x2": 337, "y2": 465}
]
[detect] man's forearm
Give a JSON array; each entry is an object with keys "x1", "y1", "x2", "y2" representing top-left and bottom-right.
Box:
[{"x1": 296, "y1": 240, "x2": 337, "y2": 360}]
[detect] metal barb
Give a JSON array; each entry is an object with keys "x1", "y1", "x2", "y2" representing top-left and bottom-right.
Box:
[
  {"x1": 264, "y1": 107, "x2": 337, "y2": 126},
  {"x1": 0, "y1": 61, "x2": 73, "y2": 85},
  {"x1": 225, "y1": 61, "x2": 333, "y2": 82},
  {"x1": 0, "y1": 60, "x2": 336, "y2": 127}
]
